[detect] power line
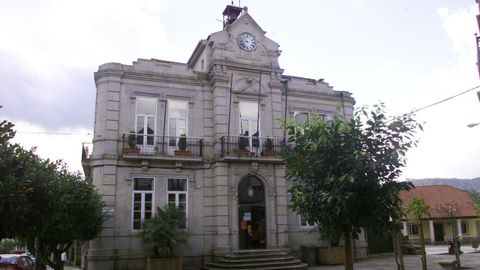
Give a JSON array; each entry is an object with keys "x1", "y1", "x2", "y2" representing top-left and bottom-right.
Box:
[
  {"x1": 410, "y1": 85, "x2": 480, "y2": 114},
  {"x1": 16, "y1": 131, "x2": 92, "y2": 136}
]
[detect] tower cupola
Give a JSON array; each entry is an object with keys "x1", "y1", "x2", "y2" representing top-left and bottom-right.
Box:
[{"x1": 222, "y1": 5, "x2": 243, "y2": 28}]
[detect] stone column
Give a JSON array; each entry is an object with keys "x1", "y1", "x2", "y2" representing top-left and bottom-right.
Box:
[
  {"x1": 456, "y1": 219, "x2": 462, "y2": 239},
  {"x1": 402, "y1": 222, "x2": 408, "y2": 236},
  {"x1": 429, "y1": 220, "x2": 435, "y2": 244}
]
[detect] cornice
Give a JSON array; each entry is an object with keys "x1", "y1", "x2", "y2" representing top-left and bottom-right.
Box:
[{"x1": 94, "y1": 68, "x2": 209, "y2": 88}]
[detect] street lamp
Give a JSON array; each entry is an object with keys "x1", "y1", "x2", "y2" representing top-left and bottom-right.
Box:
[{"x1": 467, "y1": 123, "x2": 480, "y2": 128}]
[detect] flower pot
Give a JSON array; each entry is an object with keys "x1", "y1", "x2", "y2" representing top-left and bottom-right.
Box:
[
  {"x1": 174, "y1": 150, "x2": 191, "y2": 156},
  {"x1": 233, "y1": 149, "x2": 250, "y2": 156},
  {"x1": 261, "y1": 151, "x2": 276, "y2": 156},
  {"x1": 145, "y1": 256, "x2": 182, "y2": 270},
  {"x1": 124, "y1": 147, "x2": 140, "y2": 154},
  {"x1": 317, "y1": 246, "x2": 345, "y2": 265}
]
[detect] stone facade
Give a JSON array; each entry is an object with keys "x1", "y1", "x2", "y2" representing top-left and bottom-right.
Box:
[{"x1": 84, "y1": 5, "x2": 362, "y2": 270}]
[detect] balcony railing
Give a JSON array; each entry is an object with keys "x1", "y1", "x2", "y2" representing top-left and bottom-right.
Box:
[
  {"x1": 122, "y1": 133, "x2": 203, "y2": 157},
  {"x1": 220, "y1": 136, "x2": 284, "y2": 158}
]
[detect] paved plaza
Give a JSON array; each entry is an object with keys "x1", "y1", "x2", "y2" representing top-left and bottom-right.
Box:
[
  {"x1": 309, "y1": 245, "x2": 480, "y2": 270},
  {"x1": 61, "y1": 245, "x2": 480, "y2": 270}
]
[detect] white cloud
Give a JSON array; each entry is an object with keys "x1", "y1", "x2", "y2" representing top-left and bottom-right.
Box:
[{"x1": 400, "y1": 4, "x2": 480, "y2": 179}]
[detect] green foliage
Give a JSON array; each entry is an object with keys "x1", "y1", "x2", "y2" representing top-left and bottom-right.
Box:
[
  {"x1": 405, "y1": 197, "x2": 430, "y2": 224},
  {"x1": 282, "y1": 103, "x2": 422, "y2": 245},
  {"x1": 19, "y1": 163, "x2": 104, "y2": 270},
  {"x1": 264, "y1": 138, "x2": 274, "y2": 152},
  {"x1": 0, "y1": 115, "x2": 104, "y2": 270},
  {"x1": 139, "y1": 205, "x2": 189, "y2": 258},
  {"x1": 0, "y1": 239, "x2": 23, "y2": 253},
  {"x1": 467, "y1": 189, "x2": 480, "y2": 216},
  {"x1": 177, "y1": 134, "x2": 187, "y2": 151},
  {"x1": 238, "y1": 132, "x2": 249, "y2": 150},
  {"x1": 127, "y1": 132, "x2": 137, "y2": 148},
  {"x1": 0, "y1": 119, "x2": 47, "y2": 241}
]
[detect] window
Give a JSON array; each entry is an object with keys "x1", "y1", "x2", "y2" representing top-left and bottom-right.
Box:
[
  {"x1": 239, "y1": 101, "x2": 259, "y2": 149},
  {"x1": 299, "y1": 215, "x2": 314, "y2": 228},
  {"x1": 136, "y1": 97, "x2": 157, "y2": 153},
  {"x1": 294, "y1": 112, "x2": 310, "y2": 125},
  {"x1": 408, "y1": 224, "x2": 419, "y2": 235},
  {"x1": 167, "y1": 178, "x2": 188, "y2": 228},
  {"x1": 132, "y1": 178, "x2": 154, "y2": 230},
  {"x1": 461, "y1": 221, "x2": 469, "y2": 234},
  {"x1": 168, "y1": 100, "x2": 188, "y2": 153}
]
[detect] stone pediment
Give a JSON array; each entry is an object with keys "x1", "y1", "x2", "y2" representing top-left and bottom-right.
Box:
[
  {"x1": 188, "y1": 9, "x2": 281, "y2": 71},
  {"x1": 232, "y1": 76, "x2": 267, "y2": 97}
]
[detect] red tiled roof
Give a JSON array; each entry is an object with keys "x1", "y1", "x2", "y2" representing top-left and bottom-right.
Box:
[{"x1": 399, "y1": 185, "x2": 477, "y2": 219}]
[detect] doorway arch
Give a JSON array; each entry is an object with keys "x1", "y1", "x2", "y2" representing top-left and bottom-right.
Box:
[{"x1": 238, "y1": 175, "x2": 266, "y2": 249}]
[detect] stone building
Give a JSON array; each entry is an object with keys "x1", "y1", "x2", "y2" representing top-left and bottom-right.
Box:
[
  {"x1": 400, "y1": 185, "x2": 479, "y2": 245},
  {"x1": 83, "y1": 5, "x2": 362, "y2": 269}
]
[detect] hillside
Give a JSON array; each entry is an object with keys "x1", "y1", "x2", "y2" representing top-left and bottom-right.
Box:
[{"x1": 409, "y1": 178, "x2": 480, "y2": 192}]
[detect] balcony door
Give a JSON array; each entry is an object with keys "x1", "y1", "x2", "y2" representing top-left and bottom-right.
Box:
[
  {"x1": 136, "y1": 97, "x2": 156, "y2": 154},
  {"x1": 168, "y1": 100, "x2": 188, "y2": 154},
  {"x1": 239, "y1": 101, "x2": 260, "y2": 151}
]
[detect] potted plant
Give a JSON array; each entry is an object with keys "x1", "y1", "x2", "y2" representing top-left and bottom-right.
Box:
[
  {"x1": 174, "y1": 134, "x2": 191, "y2": 156},
  {"x1": 316, "y1": 236, "x2": 345, "y2": 265},
  {"x1": 235, "y1": 131, "x2": 250, "y2": 156},
  {"x1": 124, "y1": 131, "x2": 140, "y2": 154},
  {"x1": 261, "y1": 138, "x2": 275, "y2": 156},
  {"x1": 139, "y1": 205, "x2": 190, "y2": 270}
]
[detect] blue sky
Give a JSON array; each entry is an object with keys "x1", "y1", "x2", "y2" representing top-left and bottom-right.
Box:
[{"x1": 0, "y1": 0, "x2": 479, "y2": 179}]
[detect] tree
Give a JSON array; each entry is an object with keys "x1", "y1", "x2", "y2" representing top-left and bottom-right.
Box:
[
  {"x1": 0, "y1": 118, "x2": 50, "y2": 242},
  {"x1": 19, "y1": 164, "x2": 104, "y2": 270},
  {"x1": 467, "y1": 189, "x2": 480, "y2": 215},
  {"x1": 282, "y1": 104, "x2": 422, "y2": 270},
  {"x1": 405, "y1": 197, "x2": 430, "y2": 270},
  {"x1": 439, "y1": 201, "x2": 462, "y2": 270},
  {"x1": 0, "y1": 115, "x2": 103, "y2": 270}
]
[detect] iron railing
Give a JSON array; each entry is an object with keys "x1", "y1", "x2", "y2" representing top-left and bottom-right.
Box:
[
  {"x1": 122, "y1": 133, "x2": 203, "y2": 157},
  {"x1": 82, "y1": 142, "x2": 93, "y2": 161},
  {"x1": 220, "y1": 136, "x2": 284, "y2": 158}
]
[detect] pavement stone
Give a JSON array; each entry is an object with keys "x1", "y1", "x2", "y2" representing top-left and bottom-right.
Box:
[{"x1": 308, "y1": 245, "x2": 480, "y2": 270}]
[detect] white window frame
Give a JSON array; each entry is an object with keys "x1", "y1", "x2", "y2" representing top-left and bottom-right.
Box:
[
  {"x1": 408, "y1": 223, "x2": 419, "y2": 235},
  {"x1": 167, "y1": 99, "x2": 189, "y2": 154},
  {"x1": 293, "y1": 111, "x2": 310, "y2": 125},
  {"x1": 299, "y1": 215, "x2": 315, "y2": 229},
  {"x1": 135, "y1": 97, "x2": 157, "y2": 154},
  {"x1": 167, "y1": 178, "x2": 188, "y2": 228},
  {"x1": 132, "y1": 177, "x2": 155, "y2": 231},
  {"x1": 239, "y1": 101, "x2": 260, "y2": 151}
]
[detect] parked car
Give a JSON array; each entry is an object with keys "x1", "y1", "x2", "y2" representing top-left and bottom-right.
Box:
[{"x1": 0, "y1": 254, "x2": 34, "y2": 270}]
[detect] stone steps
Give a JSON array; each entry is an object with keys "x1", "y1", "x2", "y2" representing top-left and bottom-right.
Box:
[{"x1": 203, "y1": 249, "x2": 307, "y2": 270}]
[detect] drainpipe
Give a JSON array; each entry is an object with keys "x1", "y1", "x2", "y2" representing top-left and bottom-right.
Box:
[
  {"x1": 281, "y1": 78, "x2": 289, "y2": 144},
  {"x1": 161, "y1": 99, "x2": 167, "y2": 154}
]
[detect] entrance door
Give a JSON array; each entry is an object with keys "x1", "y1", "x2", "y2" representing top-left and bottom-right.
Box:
[
  {"x1": 238, "y1": 176, "x2": 266, "y2": 249},
  {"x1": 434, "y1": 223, "x2": 444, "y2": 242}
]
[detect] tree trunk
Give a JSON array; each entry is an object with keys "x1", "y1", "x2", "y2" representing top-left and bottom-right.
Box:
[
  {"x1": 393, "y1": 230, "x2": 405, "y2": 270},
  {"x1": 34, "y1": 261, "x2": 47, "y2": 270},
  {"x1": 452, "y1": 219, "x2": 461, "y2": 270},
  {"x1": 419, "y1": 220, "x2": 427, "y2": 270},
  {"x1": 51, "y1": 252, "x2": 65, "y2": 270},
  {"x1": 344, "y1": 228, "x2": 354, "y2": 270}
]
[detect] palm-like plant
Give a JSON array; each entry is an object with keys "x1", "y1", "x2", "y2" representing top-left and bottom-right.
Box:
[{"x1": 139, "y1": 205, "x2": 189, "y2": 258}]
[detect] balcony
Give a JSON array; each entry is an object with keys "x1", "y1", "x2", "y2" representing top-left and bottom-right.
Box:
[
  {"x1": 81, "y1": 142, "x2": 93, "y2": 176},
  {"x1": 220, "y1": 136, "x2": 285, "y2": 161},
  {"x1": 122, "y1": 133, "x2": 203, "y2": 160}
]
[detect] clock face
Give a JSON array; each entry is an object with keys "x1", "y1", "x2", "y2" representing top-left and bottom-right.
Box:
[{"x1": 237, "y1": 32, "x2": 257, "y2": 52}]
